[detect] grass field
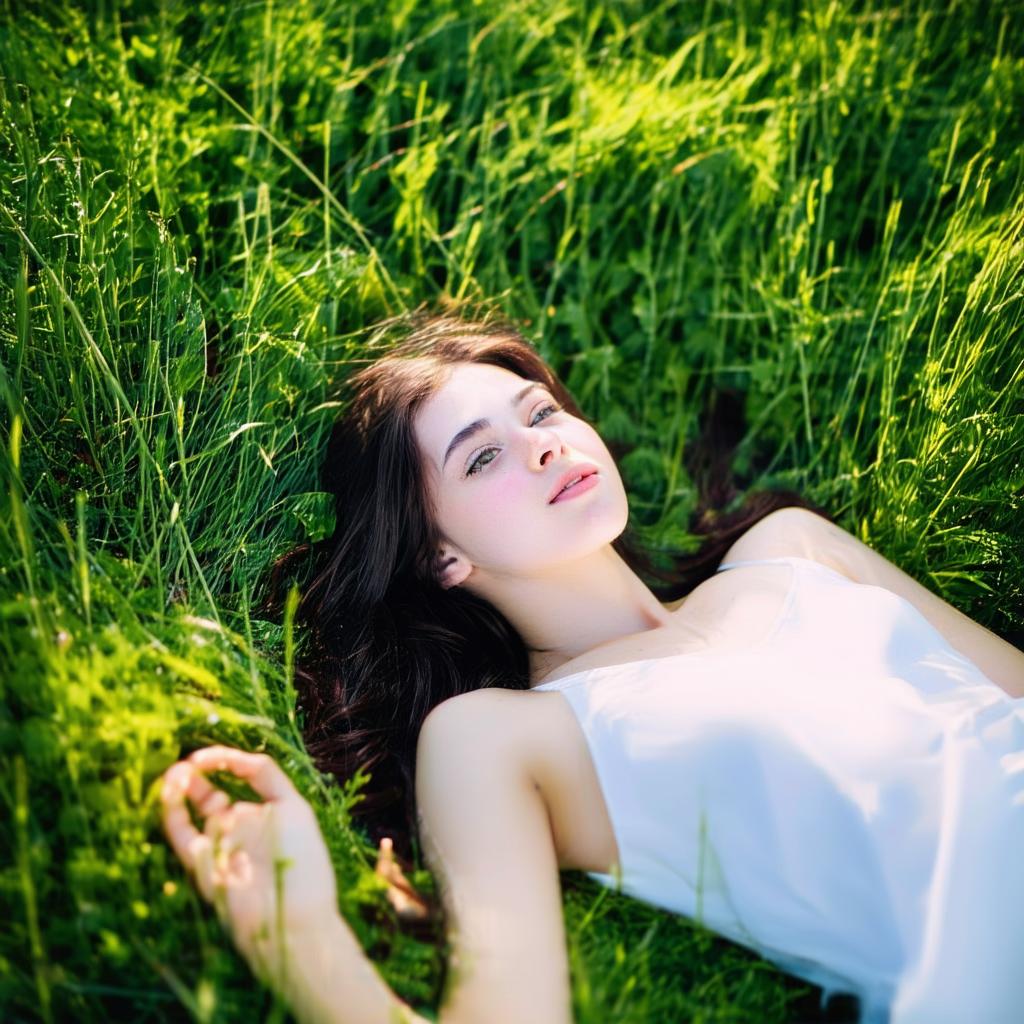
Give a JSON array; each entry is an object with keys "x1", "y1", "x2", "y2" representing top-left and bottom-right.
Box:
[{"x1": 2, "y1": 0, "x2": 1023, "y2": 1021}]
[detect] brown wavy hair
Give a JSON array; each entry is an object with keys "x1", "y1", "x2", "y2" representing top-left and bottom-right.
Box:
[{"x1": 262, "y1": 310, "x2": 832, "y2": 928}]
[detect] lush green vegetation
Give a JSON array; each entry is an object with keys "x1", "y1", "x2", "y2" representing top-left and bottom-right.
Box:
[{"x1": 2, "y1": 0, "x2": 1022, "y2": 1020}]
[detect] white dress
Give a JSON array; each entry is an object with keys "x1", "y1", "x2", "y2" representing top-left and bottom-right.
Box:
[{"x1": 532, "y1": 556, "x2": 1024, "y2": 1023}]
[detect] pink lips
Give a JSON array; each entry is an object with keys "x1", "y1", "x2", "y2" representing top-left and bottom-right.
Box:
[
  {"x1": 551, "y1": 474, "x2": 599, "y2": 503},
  {"x1": 549, "y1": 468, "x2": 600, "y2": 504}
]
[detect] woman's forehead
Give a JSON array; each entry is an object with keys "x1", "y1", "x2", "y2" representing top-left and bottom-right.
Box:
[{"x1": 417, "y1": 363, "x2": 530, "y2": 429}]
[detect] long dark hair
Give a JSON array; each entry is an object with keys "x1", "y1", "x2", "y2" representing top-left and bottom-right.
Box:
[{"x1": 263, "y1": 311, "x2": 831, "y2": 907}]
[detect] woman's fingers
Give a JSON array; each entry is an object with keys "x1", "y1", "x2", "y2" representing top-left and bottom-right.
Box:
[
  {"x1": 376, "y1": 837, "x2": 406, "y2": 886},
  {"x1": 161, "y1": 760, "x2": 238, "y2": 874},
  {"x1": 375, "y1": 837, "x2": 431, "y2": 921},
  {"x1": 187, "y1": 745, "x2": 299, "y2": 802},
  {"x1": 160, "y1": 771, "x2": 218, "y2": 905},
  {"x1": 181, "y1": 764, "x2": 233, "y2": 816},
  {"x1": 161, "y1": 762, "x2": 204, "y2": 873},
  {"x1": 200, "y1": 789, "x2": 232, "y2": 816},
  {"x1": 188, "y1": 830, "x2": 217, "y2": 903}
]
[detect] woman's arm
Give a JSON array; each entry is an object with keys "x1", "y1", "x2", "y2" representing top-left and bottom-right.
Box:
[
  {"x1": 267, "y1": 912, "x2": 431, "y2": 1024},
  {"x1": 413, "y1": 689, "x2": 575, "y2": 1024},
  {"x1": 727, "y1": 507, "x2": 1024, "y2": 698},
  {"x1": 160, "y1": 747, "x2": 431, "y2": 1024}
]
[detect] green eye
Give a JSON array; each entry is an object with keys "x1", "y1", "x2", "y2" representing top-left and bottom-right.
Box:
[
  {"x1": 531, "y1": 404, "x2": 560, "y2": 424},
  {"x1": 466, "y1": 448, "x2": 498, "y2": 476}
]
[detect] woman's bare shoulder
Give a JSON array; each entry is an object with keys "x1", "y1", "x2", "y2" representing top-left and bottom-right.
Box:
[
  {"x1": 418, "y1": 686, "x2": 560, "y2": 766},
  {"x1": 417, "y1": 688, "x2": 569, "y2": 790},
  {"x1": 720, "y1": 505, "x2": 856, "y2": 578}
]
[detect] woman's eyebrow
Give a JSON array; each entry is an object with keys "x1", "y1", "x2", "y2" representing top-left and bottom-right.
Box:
[{"x1": 441, "y1": 382, "x2": 548, "y2": 469}]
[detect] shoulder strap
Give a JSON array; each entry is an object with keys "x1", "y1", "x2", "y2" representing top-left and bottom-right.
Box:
[
  {"x1": 716, "y1": 556, "x2": 850, "y2": 583},
  {"x1": 716, "y1": 556, "x2": 798, "y2": 572}
]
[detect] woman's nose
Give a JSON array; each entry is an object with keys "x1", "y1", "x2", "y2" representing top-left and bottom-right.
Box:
[{"x1": 528, "y1": 428, "x2": 566, "y2": 468}]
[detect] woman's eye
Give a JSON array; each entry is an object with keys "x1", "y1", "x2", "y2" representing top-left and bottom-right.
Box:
[
  {"x1": 466, "y1": 448, "x2": 498, "y2": 476},
  {"x1": 531, "y1": 403, "x2": 560, "y2": 425}
]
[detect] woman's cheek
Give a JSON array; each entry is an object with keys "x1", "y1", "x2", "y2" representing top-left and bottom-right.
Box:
[
  {"x1": 456, "y1": 471, "x2": 541, "y2": 553},
  {"x1": 483, "y1": 470, "x2": 534, "y2": 519}
]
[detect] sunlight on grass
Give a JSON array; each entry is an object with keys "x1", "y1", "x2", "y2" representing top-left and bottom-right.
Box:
[{"x1": 1, "y1": 1, "x2": 1022, "y2": 1020}]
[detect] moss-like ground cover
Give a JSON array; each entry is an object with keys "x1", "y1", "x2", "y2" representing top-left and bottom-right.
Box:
[{"x1": 2, "y1": 1, "x2": 1022, "y2": 1020}]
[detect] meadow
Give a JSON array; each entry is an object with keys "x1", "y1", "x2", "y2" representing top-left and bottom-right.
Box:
[{"x1": 2, "y1": 0, "x2": 1023, "y2": 1021}]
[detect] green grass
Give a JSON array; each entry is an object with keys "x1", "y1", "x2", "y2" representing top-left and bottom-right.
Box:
[{"x1": 2, "y1": 0, "x2": 1023, "y2": 1020}]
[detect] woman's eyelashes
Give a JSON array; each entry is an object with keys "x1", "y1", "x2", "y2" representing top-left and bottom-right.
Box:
[{"x1": 463, "y1": 403, "x2": 562, "y2": 477}]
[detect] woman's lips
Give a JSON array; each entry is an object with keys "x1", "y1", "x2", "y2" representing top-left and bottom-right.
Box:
[{"x1": 550, "y1": 473, "x2": 600, "y2": 503}]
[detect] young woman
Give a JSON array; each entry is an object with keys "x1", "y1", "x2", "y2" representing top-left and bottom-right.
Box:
[{"x1": 160, "y1": 313, "x2": 1024, "y2": 1024}]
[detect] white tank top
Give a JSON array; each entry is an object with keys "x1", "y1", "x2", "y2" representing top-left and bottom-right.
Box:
[{"x1": 533, "y1": 555, "x2": 1024, "y2": 1023}]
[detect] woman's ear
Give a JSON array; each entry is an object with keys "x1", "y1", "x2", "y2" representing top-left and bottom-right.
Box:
[{"x1": 436, "y1": 549, "x2": 472, "y2": 590}]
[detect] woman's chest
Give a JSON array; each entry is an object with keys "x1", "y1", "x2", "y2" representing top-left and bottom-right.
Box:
[{"x1": 527, "y1": 564, "x2": 801, "y2": 873}]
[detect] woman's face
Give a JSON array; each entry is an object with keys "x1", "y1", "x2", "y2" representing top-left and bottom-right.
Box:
[{"x1": 414, "y1": 361, "x2": 630, "y2": 584}]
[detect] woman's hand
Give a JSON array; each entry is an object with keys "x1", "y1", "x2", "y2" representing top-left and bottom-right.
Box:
[{"x1": 160, "y1": 745, "x2": 340, "y2": 997}]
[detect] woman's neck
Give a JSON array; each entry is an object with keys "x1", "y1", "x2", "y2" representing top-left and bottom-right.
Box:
[{"x1": 466, "y1": 544, "x2": 675, "y2": 685}]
